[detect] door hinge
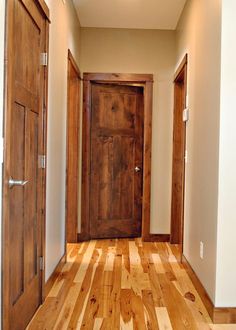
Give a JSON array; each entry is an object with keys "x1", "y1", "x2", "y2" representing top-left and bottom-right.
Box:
[
  {"x1": 39, "y1": 256, "x2": 44, "y2": 271},
  {"x1": 40, "y1": 52, "x2": 48, "y2": 66},
  {"x1": 38, "y1": 155, "x2": 46, "y2": 169}
]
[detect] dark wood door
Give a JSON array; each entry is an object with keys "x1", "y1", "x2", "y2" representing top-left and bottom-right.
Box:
[
  {"x1": 90, "y1": 83, "x2": 144, "y2": 238},
  {"x1": 66, "y1": 51, "x2": 81, "y2": 243},
  {"x1": 3, "y1": 1, "x2": 48, "y2": 329}
]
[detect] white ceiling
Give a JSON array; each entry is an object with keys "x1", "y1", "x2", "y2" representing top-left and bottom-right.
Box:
[{"x1": 73, "y1": 0, "x2": 187, "y2": 30}]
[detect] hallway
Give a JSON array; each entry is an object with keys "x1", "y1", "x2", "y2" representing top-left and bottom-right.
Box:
[{"x1": 27, "y1": 239, "x2": 233, "y2": 329}]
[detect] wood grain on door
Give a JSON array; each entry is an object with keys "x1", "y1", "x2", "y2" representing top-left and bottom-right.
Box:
[
  {"x1": 3, "y1": 0, "x2": 49, "y2": 329},
  {"x1": 90, "y1": 84, "x2": 144, "y2": 238}
]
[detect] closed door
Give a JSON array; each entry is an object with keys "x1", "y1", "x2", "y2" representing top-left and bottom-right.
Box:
[
  {"x1": 90, "y1": 83, "x2": 144, "y2": 238},
  {"x1": 4, "y1": 1, "x2": 48, "y2": 329}
]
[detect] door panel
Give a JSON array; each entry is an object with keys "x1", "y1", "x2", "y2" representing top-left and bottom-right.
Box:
[
  {"x1": 90, "y1": 84, "x2": 144, "y2": 239},
  {"x1": 14, "y1": 0, "x2": 41, "y2": 97},
  {"x1": 4, "y1": 0, "x2": 48, "y2": 329},
  {"x1": 95, "y1": 135, "x2": 134, "y2": 221},
  {"x1": 24, "y1": 110, "x2": 38, "y2": 285}
]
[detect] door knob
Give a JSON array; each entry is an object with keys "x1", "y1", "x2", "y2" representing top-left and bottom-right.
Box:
[
  {"x1": 8, "y1": 177, "x2": 28, "y2": 189},
  {"x1": 134, "y1": 166, "x2": 141, "y2": 173}
]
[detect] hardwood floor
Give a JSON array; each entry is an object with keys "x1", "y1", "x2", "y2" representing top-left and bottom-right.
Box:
[{"x1": 27, "y1": 239, "x2": 236, "y2": 329}]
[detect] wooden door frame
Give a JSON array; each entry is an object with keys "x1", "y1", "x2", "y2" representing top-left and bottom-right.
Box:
[
  {"x1": 66, "y1": 50, "x2": 81, "y2": 243},
  {"x1": 170, "y1": 54, "x2": 188, "y2": 250},
  {"x1": 80, "y1": 73, "x2": 153, "y2": 242},
  {"x1": 2, "y1": 1, "x2": 49, "y2": 328}
]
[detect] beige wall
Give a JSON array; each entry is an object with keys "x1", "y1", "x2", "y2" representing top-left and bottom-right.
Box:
[
  {"x1": 44, "y1": 0, "x2": 81, "y2": 281},
  {"x1": 79, "y1": 27, "x2": 176, "y2": 234},
  {"x1": 176, "y1": 0, "x2": 222, "y2": 302},
  {"x1": 216, "y1": 0, "x2": 236, "y2": 307}
]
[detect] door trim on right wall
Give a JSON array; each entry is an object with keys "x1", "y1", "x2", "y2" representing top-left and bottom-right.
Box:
[
  {"x1": 170, "y1": 54, "x2": 188, "y2": 248},
  {"x1": 80, "y1": 73, "x2": 153, "y2": 242}
]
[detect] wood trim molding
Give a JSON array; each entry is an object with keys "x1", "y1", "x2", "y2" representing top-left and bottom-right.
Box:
[
  {"x1": 65, "y1": 50, "x2": 81, "y2": 243},
  {"x1": 77, "y1": 233, "x2": 87, "y2": 242},
  {"x1": 68, "y1": 50, "x2": 81, "y2": 79},
  {"x1": 44, "y1": 254, "x2": 66, "y2": 298},
  {"x1": 143, "y1": 234, "x2": 170, "y2": 242},
  {"x1": 80, "y1": 73, "x2": 153, "y2": 242},
  {"x1": 41, "y1": 18, "x2": 50, "y2": 302},
  {"x1": 213, "y1": 308, "x2": 236, "y2": 324},
  {"x1": 78, "y1": 233, "x2": 170, "y2": 243},
  {"x1": 174, "y1": 54, "x2": 188, "y2": 82},
  {"x1": 170, "y1": 53, "x2": 188, "y2": 249},
  {"x1": 141, "y1": 81, "x2": 153, "y2": 241},
  {"x1": 182, "y1": 255, "x2": 236, "y2": 324},
  {"x1": 83, "y1": 72, "x2": 153, "y2": 83},
  {"x1": 37, "y1": 0, "x2": 50, "y2": 21},
  {"x1": 80, "y1": 79, "x2": 91, "y2": 242}
]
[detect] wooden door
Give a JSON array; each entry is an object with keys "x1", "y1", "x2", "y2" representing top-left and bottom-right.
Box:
[
  {"x1": 170, "y1": 55, "x2": 187, "y2": 245},
  {"x1": 90, "y1": 83, "x2": 144, "y2": 239},
  {"x1": 66, "y1": 50, "x2": 81, "y2": 243},
  {"x1": 3, "y1": 1, "x2": 49, "y2": 329}
]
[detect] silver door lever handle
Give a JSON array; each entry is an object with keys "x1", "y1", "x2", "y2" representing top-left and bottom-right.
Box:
[
  {"x1": 134, "y1": 166, "x2": 141, "y2": 172},
  {"x1": 8, "y1": 177, "x2": 28, "y2": 189}
]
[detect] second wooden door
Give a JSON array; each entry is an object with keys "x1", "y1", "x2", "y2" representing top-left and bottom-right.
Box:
[{"x1": 90, "y1": 83, "x2": 144, "y2": 238}]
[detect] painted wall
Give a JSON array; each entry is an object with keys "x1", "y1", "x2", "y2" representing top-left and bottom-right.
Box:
[
  {"x1": 215, "y1": 0, "x2": 236, "y2": 307},
  {"x1": 44, "y1": 0, "x2": 81, "y2": 280},
  {"x1": 79, "y1": 28, "x2": 176, "y2": 234},
  {"x1": 0, "y1": 2, "x2": 5, "y2": 328},
  {"x1": 176, "y1": 0, "x2": 222, "y2": 302}
]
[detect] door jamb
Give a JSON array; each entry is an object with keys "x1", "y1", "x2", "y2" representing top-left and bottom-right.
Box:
[
  {"x1": 65, "y1": 50, "x2": 81, "y2": 243},
  {"x1": 170, "y1": 54, "x2": 188, "y2": 251},
  {"x1": 80, "y1": 73, "x2": 153, "y2": 241}
]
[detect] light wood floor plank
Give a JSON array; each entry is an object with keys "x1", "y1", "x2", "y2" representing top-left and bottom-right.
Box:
[
  {"x1": 27, "y1": 240, "x2": 236, "y2": 330},
  {"x1": 142, "y1": 289, "x2": 160, "y2": 329},
  {"x1": 156, "y1": 307, "x2": 173, "y2": 330},
  {"x1": 67, "y1": 249, "x2": 101, "y2": 328},
  {"x1": 120, "y1": 289, "x2": 133, "y2": 327}
]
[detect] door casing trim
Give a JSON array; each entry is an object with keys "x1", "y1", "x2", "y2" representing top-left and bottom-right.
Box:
[
  {"x1": 80, "y1": 73, "x2": 153, "y2": 241},
  {"x1": 66, "y1": 49, "x2": 81, "y2": 243},
  {"x1": 170, "y1": 54, "x2": 188, "y2": 249}
]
